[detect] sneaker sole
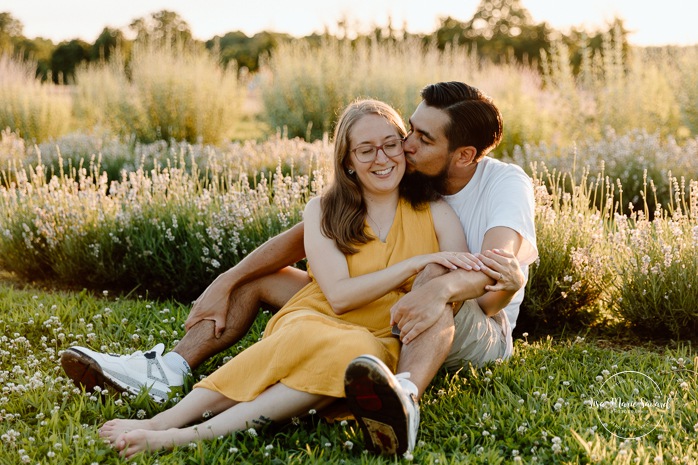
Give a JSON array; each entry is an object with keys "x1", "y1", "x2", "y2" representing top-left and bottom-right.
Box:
[
  {"x1": 60, "y1": 348, "x2": 128, "y2": 396},
  {"x1": 344, "y1": 357, "x2": 409, "y2": 455}
]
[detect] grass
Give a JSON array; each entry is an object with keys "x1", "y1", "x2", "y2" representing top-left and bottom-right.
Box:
[{"x1": 0, "y1": 279, "x2": 695, "y2": 464}]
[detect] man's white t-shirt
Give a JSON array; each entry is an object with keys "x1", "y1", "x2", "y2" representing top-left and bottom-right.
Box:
[{"x1": 443, "y1": 156, "x2": 538, "y2": 333}]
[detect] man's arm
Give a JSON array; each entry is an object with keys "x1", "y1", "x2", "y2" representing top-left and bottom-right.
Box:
[
  {"x1": 475, "y1": 226, "x2": 524, "y2": 315},
  {"x1": 390, "y1": 226, "x2": 525, "y2": 344},
  {"x1": 185, "y1": 222, "x2": 306, "y2": 335}
]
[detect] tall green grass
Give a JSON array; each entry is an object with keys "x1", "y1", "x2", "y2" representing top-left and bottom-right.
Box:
[
  {"x1": 73, "y1": 42, "x2": 245, "y2": 144},
  {"x1": 0, "y1": 54, "x2": 73, "y2": 143},
  {"x1": 3, "y1": 38, "x2": 696, "y2": 150},
  {"x1": 260, "y1": 36, "x2": 697, "y2": 154},
  {"x1": 259, "y1": 37, "x2": 544, "y2": 153}
]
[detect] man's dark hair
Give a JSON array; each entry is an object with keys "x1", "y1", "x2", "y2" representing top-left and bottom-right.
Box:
[{"x1": 420, "y1": 81, "x2": 503, "y2": 160}]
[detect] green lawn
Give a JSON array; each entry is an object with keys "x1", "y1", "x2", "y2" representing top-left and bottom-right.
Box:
[{"x1": 0, "y1": 280, "x2": 695, "y2": 464}]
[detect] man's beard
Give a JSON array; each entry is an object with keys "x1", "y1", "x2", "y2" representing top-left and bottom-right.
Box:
[{"x1": 400, "y1": 165, "x2": 450, "y2": 206}]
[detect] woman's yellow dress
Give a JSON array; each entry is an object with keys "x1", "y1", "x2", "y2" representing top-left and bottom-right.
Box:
[{"x1": 195, "y1": 198, "x2": 439, "y2": 400}]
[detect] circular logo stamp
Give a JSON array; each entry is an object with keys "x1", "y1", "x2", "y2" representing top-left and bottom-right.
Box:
[{"x1": 590, "y1": 370, "x2": 672, "y2": 439}]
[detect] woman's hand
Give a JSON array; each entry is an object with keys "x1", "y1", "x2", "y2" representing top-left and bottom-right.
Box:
[
  {"x1": 412, "y1": 251, "x2": 483, "y2": 274},
  {"x1": 476, "y1": 249, "x2": 524, "y2": 293}
]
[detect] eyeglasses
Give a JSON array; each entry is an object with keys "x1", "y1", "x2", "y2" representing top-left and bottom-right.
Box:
[{"x1": 350, "y1": 138, "x2": 404, "y2": 163}]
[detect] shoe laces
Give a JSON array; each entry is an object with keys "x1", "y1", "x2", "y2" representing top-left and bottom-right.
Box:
[{"x1": 395, "y1": 372, "x2": 419, "y2": 400}]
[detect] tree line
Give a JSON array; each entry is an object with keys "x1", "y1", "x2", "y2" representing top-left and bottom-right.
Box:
[{"x1": 1, "y1": 0, "x2": 631, "y2": 84}]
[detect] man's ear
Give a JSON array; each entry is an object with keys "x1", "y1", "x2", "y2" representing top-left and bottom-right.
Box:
[{"x1": 454, "y1": 146, "x2": 477, "y2": 166}]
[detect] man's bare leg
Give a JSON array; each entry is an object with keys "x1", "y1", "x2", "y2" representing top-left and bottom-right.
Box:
[
  {"x1": 173, "y1": 267, "x2": 310, "y2": 370},
  {"x1": 59, "y1": 267, "x2": 309, "y2": 398},
  {"x1": 396, "y1": 307, "x2": 455, "y2": 398},
  {"x1": 343, "y1": 306, "x2": 455, "y2": 455}
]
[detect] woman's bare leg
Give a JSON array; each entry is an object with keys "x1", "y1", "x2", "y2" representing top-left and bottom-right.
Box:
[
  {"x1": 112, "y1": 383, "x2": 335, "y2": 459},
  {"x1": 99, "y1": 387, "x2": 237, "y2": 444}
]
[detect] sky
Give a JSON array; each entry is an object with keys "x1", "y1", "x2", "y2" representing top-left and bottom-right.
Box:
[{"x1": 3, "y1": 0, "x2": 697, "y2": 47}]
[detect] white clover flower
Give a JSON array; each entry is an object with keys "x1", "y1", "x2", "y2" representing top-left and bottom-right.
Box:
[
  {"x1": 247, "y1": 428, "x2": 257, "y2": 437},
  {"x1": 308, "y1": 409, "x2": 316, "y2": 415},
  {"x1": 229, "y1": 447, "x2": 238, "y2": 453},
  {"x1": 403, "y1": 451, "x2": 414, "y2": 461},
  {"x1": 343, "y1": 440, "x2": 354, "y2": 450},
  {"x1": 265, "y1": 444, "x2": 274, "y2": 450},
  {"x1": 340, "y1": 420, "x2": 348, "y2": 426},
  {"x1": 136, "y1": 409, "x2": 146, "y2": 419}
]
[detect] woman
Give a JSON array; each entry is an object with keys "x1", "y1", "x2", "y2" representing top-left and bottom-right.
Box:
[{"x1": 99, "y1": 99, "x2": 481, "y2": 458}]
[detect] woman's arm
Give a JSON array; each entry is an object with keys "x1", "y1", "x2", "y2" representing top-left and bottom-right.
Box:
[{"x1": 304, "y1": 198, "x2": 473, "y2": 314}]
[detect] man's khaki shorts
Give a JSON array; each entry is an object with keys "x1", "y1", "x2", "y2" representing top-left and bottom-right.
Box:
[{"x1": 443, "y1": 299, "x2": 511, "y2": 370}]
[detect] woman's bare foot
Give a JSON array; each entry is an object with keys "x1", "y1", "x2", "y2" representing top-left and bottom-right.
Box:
[
  {"x1": 112, "y1": 429, "x2": 178, "y2": 459},
  {"x1": 99, "y1": 418, "x2": 158, "y2": 445}
]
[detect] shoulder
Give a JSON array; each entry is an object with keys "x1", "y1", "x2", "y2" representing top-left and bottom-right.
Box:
[
  {"x1": 428, "y1": 199, "x2": 460, "y2": 226},
  {"x1": 481, "y1": 157, "x2": 529, "y2": 182},
  {"x1": 428, "y1": 198, "x2": 453, "y2": 216},
  {"x1": 479, "y1": 158, "x2": 532, "y2": 193},
  {"x1": 303, "y1": 196, "x2": 323, "y2": 220}
]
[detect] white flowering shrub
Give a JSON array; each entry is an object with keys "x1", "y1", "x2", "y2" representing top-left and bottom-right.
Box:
[
  {"x1": 0, "y1": 142, "x2": 330, "y2": 300},
  {"x1": 609, "y1": 180, "x2": 698, "y2": 338},
  {"x1": 518, "y1": 165, "x2": 614, "y2": 332},
  {"x1": 509, "y1": 130, "x2": 698, "y2": 217}
]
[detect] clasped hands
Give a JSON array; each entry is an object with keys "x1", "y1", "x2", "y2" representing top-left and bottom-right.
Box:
[{"x1": 390, "y1": 249, "x2": 523, "y2": 344}]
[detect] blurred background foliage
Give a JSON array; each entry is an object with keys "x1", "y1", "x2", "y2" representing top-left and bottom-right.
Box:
[{"x1": 1, "y1": 1, "x2": 629, "y2": 82}]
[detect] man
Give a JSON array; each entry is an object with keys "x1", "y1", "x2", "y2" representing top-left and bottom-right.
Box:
[{"x1": 61, "y1": 81, "x2": 536, "y2": 455}]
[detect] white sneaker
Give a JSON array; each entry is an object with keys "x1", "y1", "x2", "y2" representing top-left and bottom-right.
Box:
[
  {"x1": 344, "y1": 354, "x2": 420, "y2": 455},
  {"x1": 60, "y1": 343, "x2": 185, "y2": 403}
]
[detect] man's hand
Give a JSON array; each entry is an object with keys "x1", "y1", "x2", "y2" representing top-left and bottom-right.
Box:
[
  {"x1": 185, "y1": 272, "x2": 236, "y2": 337},
  {"x1": 390, "y1": 281, "x2": 449, "y2": 345},
  {"x1": 476, "y1": 249, "x2": 524, "y2": 293}
]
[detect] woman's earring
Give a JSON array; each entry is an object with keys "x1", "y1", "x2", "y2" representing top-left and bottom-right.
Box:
[{"x1": 347, "y1": 168, "x2": 355, "y2": 175}]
